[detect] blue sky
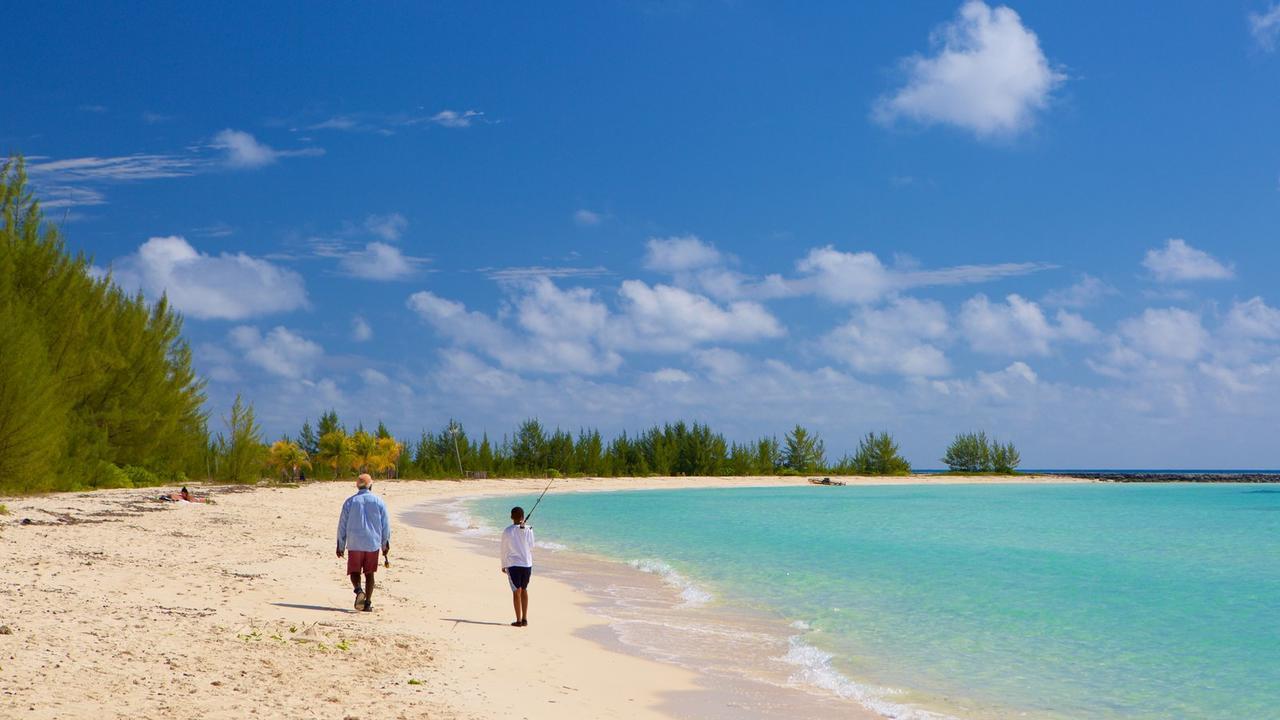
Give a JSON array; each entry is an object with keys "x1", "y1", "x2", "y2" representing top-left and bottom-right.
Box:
[{"x1": 6, "y1": 1, "x2": 1280, "y2": 467}]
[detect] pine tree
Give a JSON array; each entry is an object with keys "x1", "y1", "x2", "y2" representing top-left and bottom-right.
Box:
[
  {"x1": 782, "y1": 425, "x2": 825, "y2": 473},
  {"x1": 0, "y1": 157, "x2": 208, "y2": 492},
  {"x1": 849, "y1": 431, "x2": 911, "y2": 475},
  {"x1": 220, "y1": 395, "x2": 264, "y2": 483},
  {"x1": 298, "y1": 421, "x2": 319, "y2": 457}
]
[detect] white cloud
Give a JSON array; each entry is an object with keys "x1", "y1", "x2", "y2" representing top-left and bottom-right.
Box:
[
  {"x1": 229, "y1": 326, "x2": 323, "y2": 379},
  {"x1": 483, "y1": 266, "x2": 611, "y2": 281},
  {"x1": 821, "y1": 297, "x2": 951, "y2": 376},
  {"x1": 1042, "y1": 274, "x2": 1115, "y2": 308},
  {"x1": 429, "y1": 110, "x2": 483, "y2": 128},
  {"x1": 352, "y1": 316, "x2": 373, "y2": 342},
  {"x1": 650, "y1": 368, "x2": 693, "y2": 383},
  {"x1": 212, "y1": 129, "x2": 324, "y2": 169},
  {"x1": 931, "y1": 360, "x2": 1040, "y2": 401},
  {"x1": 340, "y1": 242, "x2": 416, "y2": 280},
  {"x1": 1118, "y1": 307, "x2": 1208, "y2": 362},
  {"x1": 409, "y1": 275, "x2": 784, "y2": 373},
  {"x1": 27, "y1": 154, "x2": 198, "y2": 181},
  {"x1": 1250, "y1": 4, "x2": 1280, "y2": 50},
  {"x1": 794, "y1": 246, "x2": 1048, "y2": 304},
  {"x1": 363, "y1": 213, "x2": 408, "y2": 241},
  {"x1": 694, "y1": 348, "x2": 751, "y2": 381},
  {"x1": 110, "y1": 235, "x2": 308, "y2": 320},
  {"x1": 360, "y1": 368, "x2": 390, "y2": 385},
  {"x1": 1142, "y1": 239, "x2": 1233, "y2": 282},
  {"x1": 609, "y1": 280, "x2": 785, "y2": 352},
  {"x1": 574, "y1": 209, "x2": 603, "y2": 226},
  {"x1": 959, "y1": 293, "x2": 1098, "y2": 355},
  {"x1": 644, "y1": 235, "x2": 724, "y2": 273},
  {"x1": 873, "y1": 1, "x2": 1065, "y2": 137},
  {"x1": 407, "y1": 282, "x2": 623, "y2": 376},
  {"x1": 1224, "y1": 297, "x2": 1280, "y2": 339}
]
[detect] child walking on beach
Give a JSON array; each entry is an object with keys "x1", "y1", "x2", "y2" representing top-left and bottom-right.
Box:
[{"x1": 500, "y1": 506, "x2": 534, "y2": 627}]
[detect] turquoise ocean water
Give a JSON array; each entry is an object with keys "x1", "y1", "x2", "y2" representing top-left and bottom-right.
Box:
[{"x1": 469, "y1": 484, "x2": 1280, "y2": 719}]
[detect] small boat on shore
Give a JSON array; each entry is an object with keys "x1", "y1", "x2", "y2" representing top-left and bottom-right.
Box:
[{"x1": 808, "y1": 477, "x2": 845, "y2": 486}]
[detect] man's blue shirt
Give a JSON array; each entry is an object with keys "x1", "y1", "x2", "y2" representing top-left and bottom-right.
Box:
[{"x1": 336, "y1": 488, "x2": 390, "y2": 553}]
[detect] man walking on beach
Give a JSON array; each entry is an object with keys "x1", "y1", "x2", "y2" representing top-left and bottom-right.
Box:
[
  {"x1": 500, "y1": 506, "x2": 534, "y2": 627},
  {"x1": 337, "y1": 473, "x2": 390, "y2": 612}
]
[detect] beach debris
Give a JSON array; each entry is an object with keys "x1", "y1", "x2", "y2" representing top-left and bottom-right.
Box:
[
  {"x1": 808, "y1": 477, "x2": 846, "y2": 486},
  {"x1": 0, "y1": 625, "x2": 12, "y2": 634}
]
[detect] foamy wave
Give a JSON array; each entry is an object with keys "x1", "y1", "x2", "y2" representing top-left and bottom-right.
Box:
[
  {"x1": 780, "y1": 637, "x2": 955, "y2": 720},
  {"x1": 536, "y1": 541, "x2": 568, "y2": 551},
  {"x1": 790, "y1": 619, "x2": 812, "y2": 631},
  {"x1": 443, "y1": 500, "x2": 493, "y2": 537},
  {"x1": 627, "y1": 558, "x2": 712, "y2": 606}
]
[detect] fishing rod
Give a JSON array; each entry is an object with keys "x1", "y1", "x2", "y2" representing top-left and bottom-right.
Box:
[{"x1": 522, "y1": 475, "x2": 556, "y2": 527}]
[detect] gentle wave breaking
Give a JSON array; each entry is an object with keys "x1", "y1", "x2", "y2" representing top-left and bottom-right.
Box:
[{"x1": 627, "y1": 558, "x2": 713, "y2": 606}]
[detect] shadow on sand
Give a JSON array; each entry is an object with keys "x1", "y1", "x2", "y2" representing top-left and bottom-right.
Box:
[
  {"x1": 271, "y1": 602, "x2": 353, "y2": 613},
  {"x1": 442, "y1": 617, "x2": 509, "y2": 628}
]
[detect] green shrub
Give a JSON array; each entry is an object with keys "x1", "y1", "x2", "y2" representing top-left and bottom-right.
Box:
[
  {"x1": 122, "y1": 465, "x2": 162, "y2": 487},
  {"x1": 847, "y1": 431, "x2": 912, "y2": 475},
  {"x1": 941, "y1": 432, "x2": 1020, "y2": 474},
  {"x1": 0, "y1": 503, "x2": 9, "y2": 515},
  {"x1": 89, "y1": 462, "x2": 133, "y2": 489}
]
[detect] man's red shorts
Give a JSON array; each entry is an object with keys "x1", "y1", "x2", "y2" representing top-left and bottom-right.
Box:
[{"x1": 347, "y1": 550, "x2": 380, "y2": 574}]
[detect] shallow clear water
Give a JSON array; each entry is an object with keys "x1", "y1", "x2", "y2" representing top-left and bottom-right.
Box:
[{"x1": 471, "y1": 484, "x2": 1280, "y2": 719}]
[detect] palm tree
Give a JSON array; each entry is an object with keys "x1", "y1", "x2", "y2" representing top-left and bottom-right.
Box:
[
  {"x1": 372, "y1": 437, "x2": 403, "y2": 478},
  {"x1": 316, "y1": 430, "x2": 353, "y2": 479},
  {"x1": 350, "y1": 430, "x2": 378, "y2": 473},
  {"x1": 266, "y1": 439, "x2": 311, "y2": 482}
]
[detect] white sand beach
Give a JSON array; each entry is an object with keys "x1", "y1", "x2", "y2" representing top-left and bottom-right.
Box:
[{"x1": 0, "y1": 475, "x2": 1089, "y2": 719}]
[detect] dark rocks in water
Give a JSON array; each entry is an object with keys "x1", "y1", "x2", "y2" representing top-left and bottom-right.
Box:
[{"x1": 1064, "y1": 473, "x2": 1280, "y2": 483}]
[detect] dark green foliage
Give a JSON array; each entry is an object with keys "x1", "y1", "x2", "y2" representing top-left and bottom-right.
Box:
[
  {"x1": 89, "y1": 461, "x2": 132, "y2": 489},
  {"x1": 942, "y1": 432, "x2": 1020, "y2": 474},
  {"x1": 122, "y1": 465, "x2": 163, "y2": 487},
  {"x1": 0, "y1": 157, "x2": 209, "y2": 494},
  {"x1": 839, "y1": 431, "x2": 911, "y2": 475},
  {"x1": 297, "y1": 421, "x2": 318, "y2": 457},
  {"x1": 217, "y1": 395, "x2": 265, "y2": 483},
  {"x1": 991, "y1": 440, "x2": 1021, "y2": 474},
  {"x1": 782, "y1": 425, "x2": 825, "y2": 473}
]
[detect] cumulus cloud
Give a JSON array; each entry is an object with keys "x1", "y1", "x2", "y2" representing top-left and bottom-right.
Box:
[
  {"x1": 1118, "y1": 307, "x2": 1208, "y2": 362},
  {"x1": 109, "y1": 235, "x2": 308, "y2": 320},
  {"x1": 352, "y1": 316, "x2": 373, "y2": 342},
  {"x1": 644, "y1": 235, "x2": 725, "y2": 273},
  {"x1": 212, "y1": 129, "x2": 324, "y2": 169},
  {"x1": 873, "y1": 1, "x2": 1065, "y2": 137},
  {"x1": 1224, "y1": 297, "x2": 1280, "y2": 339},
  {"x1": 229, "y1": 326, "x2": 323, "y2": 379},
  {"x1": 340, "y1": 242, "x2": 417, "y2": 280},
  {"x1": 609, "y1": 280, "x2": 785, "y2": 352},
  {"x1": 1250, "y1": 4, "x2": 1280, "y2": 50},
  {"x1": 959, "y1": 293, "x2": 1098, "y2": 355},
  {"x1": 408, "y1": 275, "x2": 784, "y2": 373},
  {"x1": 821, "y1": 297, "x2": 951, "y2": 376},
  {"x1": 650, "y1": 368, "x2": 693, "y2": 383},
  {"x1": 1042, "y1": 274, "x2": 1116, "y2": 308},
  {"x1": 407, "y1": 282, "x2": 623, "y2": 376},
  {"x1": 1142, "y1": 239, "x2": 1234, "y2": 282}
]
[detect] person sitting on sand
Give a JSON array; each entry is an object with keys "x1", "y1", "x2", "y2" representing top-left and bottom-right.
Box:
[
  {"x1": 336, "y1": 473, "x2": 390, "y2": 612},
  {"x1": 160, "y1": 487, "x2": 206, "y2": 503},
  {"x1": 500, "y1": 506, "x2": 535, "y2": 627}
]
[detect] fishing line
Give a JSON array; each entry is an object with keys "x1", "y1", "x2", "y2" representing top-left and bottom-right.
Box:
[{"x1": 522, "y1": 476, "x2": 556, "y2": 526}]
